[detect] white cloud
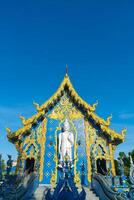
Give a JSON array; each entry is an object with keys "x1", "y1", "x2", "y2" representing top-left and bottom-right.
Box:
[{"x1": 118, "y1": 112, "x2": 134, "y2": 120}]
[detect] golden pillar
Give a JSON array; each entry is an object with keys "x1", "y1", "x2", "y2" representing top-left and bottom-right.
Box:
[
  {"x1": 15, "y1": 141, "x2": 23, "y2": 175},
  {"x1": 84, "y1": 120, "x2": 92, "y2": 183},
  {"x1": 109, "y1": 143, "x2": 116, "y2": 176},
  {"x1": 38, "y1": 118, "x2": 47, "y2": 182}
]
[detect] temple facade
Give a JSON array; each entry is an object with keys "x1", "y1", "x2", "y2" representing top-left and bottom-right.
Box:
[{"x1": 6, "y1": 73, "x2": 126, "y2": 187}]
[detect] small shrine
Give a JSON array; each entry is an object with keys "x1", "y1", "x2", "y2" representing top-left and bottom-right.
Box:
[{"x1": 6, "y1": 70, "x2": 126, "y2": 187}]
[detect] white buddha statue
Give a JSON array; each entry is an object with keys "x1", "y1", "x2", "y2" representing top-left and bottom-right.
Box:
[{"x1": 58, "y1": 119, "x2": 74, "y2": 163}]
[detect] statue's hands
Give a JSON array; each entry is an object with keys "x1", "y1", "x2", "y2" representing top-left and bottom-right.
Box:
[
  {"x1": 68, "y1": 133, "x2": 74, "y2": 145},
  {"x1": 67, "y1": 133, "x2": 71, "y2": 141}
]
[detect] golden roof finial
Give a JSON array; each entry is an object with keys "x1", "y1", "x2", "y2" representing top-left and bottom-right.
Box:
[
  {"x1": 106, "y1": 114, "x2": 112, "y2": 126},
  {"x1": 91, "y1": 100, "x2": 98, "y2": 111},
  {"x1": 65, "y1": 64, "x2": 69, "y2": 77},
  {"x1": 19, "y1": 115, "x2": 27, "y2": 126},
  {"x1": 33, "y1": 101, "x2": 42, "y2": 111},
  {"x1": 6, "y1": 128, "x2": 12, "y2": 136},
  {"x1": 121, "y1": 128, "x2": 127, "y2": 138}
]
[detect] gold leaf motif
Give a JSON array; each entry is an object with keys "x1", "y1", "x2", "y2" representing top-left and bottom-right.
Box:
[
  {"x1": 33, "y1": 101, "x2": 42, "y2": 111},
  {"x1": 48, "y1": 94, "x2": 83, "y2": 120},
  {"x1": 106, "y1": 114, "x2": 112, "y2": 126},
  {"x1": 50, "y1": 171, "x2": 56, "y2": 188},
  {"x1": 91, "y1": 101, "x2": 98, "y2": 112},
  {"x1": 6, "y1": 128, "x2": 12, "y2": 136},
  {"x1": 74, "y1": 172, "x2": 81, "y2": 185}
]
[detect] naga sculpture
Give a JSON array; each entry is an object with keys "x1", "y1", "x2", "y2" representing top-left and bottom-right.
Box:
[
  {"x1": 6, "y1": 155, "x2": 13, "y2": 175},
  {"x1": 129, "y1": 156, "x2": 134, "y2": 199}
]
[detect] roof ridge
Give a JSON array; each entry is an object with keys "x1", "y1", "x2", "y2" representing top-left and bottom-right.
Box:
[{"x1": 6, "y1": 74, "x2": 126, "y2": 143}]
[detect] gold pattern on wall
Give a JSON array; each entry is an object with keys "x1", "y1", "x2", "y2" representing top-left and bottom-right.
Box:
[
  {"x1": 15, "y1": 141, "x2": 23, "y2": 174},
  {"x1": 23, "y1": 138, "x2": 39, "y2": 157},
  {"x1": 69, "y1": 120, "x2": 79, "y2": 182},
  {"x1": 84, "y1": 120, "x2": 92, "y2": 182},
  {"x1": 50, "y1": 170, "x2": 57, "y2": 188},
  {"x1": 50, "y1": 123, "x2": 61, "y2": 187},
  {"x1": 74, "y1": 172, "x2": 81, "y2": 186},
  {"x1": 109, "y1": 143, "x2": 116, "y2": 176},
  {"x1": 92, "y1": 138, "x2": 110, "y2": 161},
  {"x1": 20, "y1": 136, "x2": 39, "y2": 171},
  {"x1": 88, "y1": 124, "x2": 96, "y2": 144},
  {"x1": 48, "y1": 94, "x2": 83, "y2": 120},
  {"x1": 37, "y1": 118, "x2": 47, "y2": 182}
]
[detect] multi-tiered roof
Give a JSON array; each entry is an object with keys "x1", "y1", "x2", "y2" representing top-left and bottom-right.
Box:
[{"x1": 6, "y1": 72, "x2": 126, "y2": 144}]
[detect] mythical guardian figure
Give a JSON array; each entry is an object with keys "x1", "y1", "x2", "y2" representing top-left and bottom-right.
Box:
[
  {"x1": 129, "y1": 155, "x2": 134, "y2": 199},
  {"x1": 130, "y1": 155, "x2": 134, "y2": 185},
  {"x1": 6, "y1": 155, "x2": 13, "y2": 175},
  {"x1": 118, "y1": 157, "x2": 124, "y2": 176}
]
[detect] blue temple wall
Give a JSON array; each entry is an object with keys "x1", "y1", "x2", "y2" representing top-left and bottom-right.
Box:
[
  {"x1": 41, "y1": 118, "x2": 59, "y2": 184},
  {"x1": 19, "y1": 92, "x2": 110, "y2": 186},
  {"x1": 73, "y1": 118, "x2": 89, "y2": 185}
]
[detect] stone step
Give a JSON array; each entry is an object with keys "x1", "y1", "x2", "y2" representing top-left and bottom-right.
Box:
[
  {"x1": 84, "y1": 187, "x2": 99, "y2": 200},
  {"x1": 30, "y1": 186, "x2": 49, "y2": 200},
  {"x1": 29, "y1": 185, "x2": 100, "y2": 200},
  {"x1": 32, "y1": 186, "x2": 45, "y2": 200}
]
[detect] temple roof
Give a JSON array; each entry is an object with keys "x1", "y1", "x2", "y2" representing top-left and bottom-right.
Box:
[{"x1": 6, "y1": 72, "x2": 126, "y2": 144}]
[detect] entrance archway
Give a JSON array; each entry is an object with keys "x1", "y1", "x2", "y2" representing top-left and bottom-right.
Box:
[
  {"x1": 25, "y1": 158, "x2": 35, "y2": 174},
  {"x1": 96, "y1": 158, "x2": 107, "y2": 175}
]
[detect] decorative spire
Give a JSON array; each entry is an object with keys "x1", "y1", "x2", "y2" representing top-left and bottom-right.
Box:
[
  {"x1": 91, "y1": 100, "x2": 98, "y2": 111},
  {"x1": 121, "y1": 128, "x2": 127, "y2": 138},
  {"x1": 6, "y1": 128, "x2": 12, "y2": 136},
  {"x1": 65, "y1": 64, "x2": 69, "y2": 77},
  {"x1": 106, "y1": 114, "x2": 112, "y2": 126},
  {"x1": 33, "y1": 101, "x2": 42, "y2": 111},
  {"x1": 19, "y1": 115, "x2": 27, "y2": 126}
]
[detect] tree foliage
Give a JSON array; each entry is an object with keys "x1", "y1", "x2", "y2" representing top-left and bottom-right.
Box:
[
  {"x1": 2, "y1": 159, "x2": 5, "y2": 174},
  {"x1": 115, "y1": 149, "x2": 134, "y2": 176}
]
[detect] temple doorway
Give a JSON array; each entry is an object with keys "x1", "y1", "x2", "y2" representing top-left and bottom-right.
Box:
[
  {"x1": 96, "y1": 158, "x2": 107, "y2": 175},
  {"x1": 25, "y1": 158, "x2": 35, "y2": 174}
]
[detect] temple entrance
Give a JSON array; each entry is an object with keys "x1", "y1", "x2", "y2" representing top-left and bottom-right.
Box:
[
  {"x1": 25, "y1": 158, "x2": 35, "y2": 174},
  {"x1": 96, "y1": 158, "x2": 107, "y2": 175}
]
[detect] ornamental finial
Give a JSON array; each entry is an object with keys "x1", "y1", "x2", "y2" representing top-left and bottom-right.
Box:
[
  {"x1": 19, "y1": 115, "x2": 26, "y2": 126},
  {"x1": 121, "y1": 128, "x2": 127, "y2": 138},
  {"x1": 6, "y1": 128, "x2": 12, "y2": 136},
  {"x1": 106, "y1": 114, "x2": 112, "y2": 126},
  {"x1": 33, "y1": 101, "x2": 42, "y2": 111},
  {"x1": 65, "y1": 64, "x2": 69, "y2": 76},
  {"x1": 92, "y1": 100, "x2": 98, "y2": 111}
]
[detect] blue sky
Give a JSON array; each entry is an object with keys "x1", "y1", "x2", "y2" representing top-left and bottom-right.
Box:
[{"x1": 0, "y1": 0, "x2": 134, "y2": 161}]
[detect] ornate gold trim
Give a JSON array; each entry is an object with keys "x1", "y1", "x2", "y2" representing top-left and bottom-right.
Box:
[
  {"x1": 7, "y1": 75, "x2": 126, "y2": 144},
  {"x1": 38, "y1": 118, "x2": 47, "y2": 182},
  {"x1": 69, "y1": 120, "x2": 78, "y2": 183},
  {"x1": 109, "y1": 143, "x2": 116, "y2": 176},
  {"x1": 84, "y1": 120, "x2": 92, "y2": 183}
]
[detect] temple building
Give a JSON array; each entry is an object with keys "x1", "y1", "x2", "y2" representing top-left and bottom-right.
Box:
[{"x1": 6, "y1": 71, "x2": 126, "y2": 187}]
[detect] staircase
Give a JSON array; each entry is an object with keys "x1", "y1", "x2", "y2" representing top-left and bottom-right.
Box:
[
  {"x1": 29, "y1": 185, "x2": 99, "y2": 200},
  {"x1": 31, "y1": 186, "x2": 44, "y2": 199},
  {"x1": 30, "y1": 185, "x2": 50, "y2": 200},
  {"x1": 84, "y1": 187, "x2": 99, "y2": 200}
]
